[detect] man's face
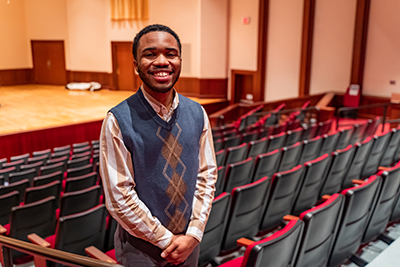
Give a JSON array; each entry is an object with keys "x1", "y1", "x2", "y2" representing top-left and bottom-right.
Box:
[{"x1": 134, "y1": 31, "x2": 182, "y2": 94}]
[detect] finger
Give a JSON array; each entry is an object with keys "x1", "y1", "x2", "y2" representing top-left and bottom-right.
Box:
[{"x1": 161, "y1": 243, "x2": 178, "y2": 258}]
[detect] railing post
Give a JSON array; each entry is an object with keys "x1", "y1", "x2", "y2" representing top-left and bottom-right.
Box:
[
  {"x1": 382, "y1": 105, "x2": 387, "y2": 133},
  {"x1": 0, "y1": 244, "x2": 13, "y2": 267}
]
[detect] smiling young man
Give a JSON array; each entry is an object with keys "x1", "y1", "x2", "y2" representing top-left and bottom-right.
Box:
[{"x1": 99, "y1": 24, "x2": 217, "y2": 267}]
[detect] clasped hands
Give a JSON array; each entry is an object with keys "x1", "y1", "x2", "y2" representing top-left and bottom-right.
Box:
[{"x1": 161, "y1": 234, "x2": 199, "y2": 265}]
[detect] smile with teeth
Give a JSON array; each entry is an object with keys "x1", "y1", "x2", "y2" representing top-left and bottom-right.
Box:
[{"x1": 153, "y1": 72, "x2": 171, "y2": 77}]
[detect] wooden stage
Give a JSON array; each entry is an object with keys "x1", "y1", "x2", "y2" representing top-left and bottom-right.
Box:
[{"x1": 0, "y1": 85, "x2": 227, "y2": 159}]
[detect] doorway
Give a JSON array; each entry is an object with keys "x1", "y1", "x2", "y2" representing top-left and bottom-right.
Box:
[
  {"x1": 112, "y1": 42, "x2": 141, "y2": 91},
  {"x1": 31, "y1": 41, "x2": 67, "y2": 85}
]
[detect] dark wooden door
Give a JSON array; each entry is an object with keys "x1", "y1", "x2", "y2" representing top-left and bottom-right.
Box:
[
  {"x1": 31, "y1": 41, "x2": 67, "y2": 85},
  {"x1": 112, "y1": 42, "x2": 141, "y2": 91}
]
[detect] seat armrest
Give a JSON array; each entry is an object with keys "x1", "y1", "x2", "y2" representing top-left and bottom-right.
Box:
[
  {"x1": 28, "y1": 233, "x2": 50, "y2": 248},
  {"x1": 237, "y1": 237, "x2": 254, "y2": 247},
  {"x1": 378, "y1": 166, "x2": 390, "y2": 171},
  {"x1": 85, "y1": 246, "x2": 117, "y2": 263},
  {"x1": 0, "y1": 224, "x2": 6, "y2": 235},
  {"x1": 283, "y1": 215, "x2": 299, "y2": 221},
  {"x1": 321, "y1": 195, "x2": 331, "y2": 201},
  {"x1": 352, "y1": 179, "x2": 364, "y2": 185}
]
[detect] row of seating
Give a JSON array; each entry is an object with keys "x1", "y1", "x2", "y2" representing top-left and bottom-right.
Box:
[{"x1": 199, "y1": 160, "x2": 400, "y2": 267}]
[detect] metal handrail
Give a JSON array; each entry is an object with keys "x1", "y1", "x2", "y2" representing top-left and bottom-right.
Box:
[{"x1": 336, "y1": 102, "x2": 400, "y2": 131}]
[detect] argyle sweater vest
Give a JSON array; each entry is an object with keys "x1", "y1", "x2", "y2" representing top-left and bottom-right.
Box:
[{"x1": 110, "y1": 89, "x2": 204, "y2": 234}]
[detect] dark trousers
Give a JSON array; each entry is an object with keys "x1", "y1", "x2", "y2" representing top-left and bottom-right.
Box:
[{"x1": 115, "y1": 225, "x2": 199, "y2": 267}]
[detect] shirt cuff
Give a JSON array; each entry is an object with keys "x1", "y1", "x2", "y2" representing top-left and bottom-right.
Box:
[{"x1": 185, "y1": 220, "x2": 206, "y2": 242}]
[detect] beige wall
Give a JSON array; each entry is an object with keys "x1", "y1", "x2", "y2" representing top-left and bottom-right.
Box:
[
  {"x1": 229, "y1": 0, "x2": 259, "y2": 71},
  {"x1": 199, "y1": 0, "x2": 229, "y2": 78},
  {"x1": 363, "y1": 0, "x2": 400, "y2": 97},
  {"x1": 264, "y1": 0, "x2": 303, "y2": 102},
  {"x1": 309, "y1": 0, "x2": 356, "y2": 95},
  {"x1": 0, "y1": 0, "x2": 30, "y2": 69}
]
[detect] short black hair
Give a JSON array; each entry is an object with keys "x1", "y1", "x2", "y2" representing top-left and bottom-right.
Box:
[{"x1": 132, "y1": 24, "x2": 182, "y2": 60}]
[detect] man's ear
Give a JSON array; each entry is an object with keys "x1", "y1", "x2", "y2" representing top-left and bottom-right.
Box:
[{"x1": 133, "y1": 59, "x2": 139, "y2": 74}]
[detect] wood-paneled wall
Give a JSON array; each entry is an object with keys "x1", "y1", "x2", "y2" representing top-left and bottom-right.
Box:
[{"x1": 0, "y1": 69, "x2": 33, "y2": 85}]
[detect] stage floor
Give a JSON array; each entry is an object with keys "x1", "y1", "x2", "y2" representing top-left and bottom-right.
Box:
[{"x1": 0, "y1": 85, "x2": 224, "y2": 136}]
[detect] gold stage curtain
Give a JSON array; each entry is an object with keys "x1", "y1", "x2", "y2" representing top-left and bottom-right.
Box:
[{"x1": 110, "y1": 0, "x2": 149, "y2": 20}]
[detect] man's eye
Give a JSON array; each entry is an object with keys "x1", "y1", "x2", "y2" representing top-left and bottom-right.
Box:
[{"x1": 144, "y1": 53, "x2": 153, "y2": 57}]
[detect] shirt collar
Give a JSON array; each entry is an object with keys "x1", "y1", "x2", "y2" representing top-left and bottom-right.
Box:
[{"x1": 140, "y1": 86, "x2": 179, "y2": 121}]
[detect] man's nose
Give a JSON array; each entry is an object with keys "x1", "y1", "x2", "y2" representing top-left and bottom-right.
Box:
[{"x1": 154, "y1": 54, "x2": 168, "y2": 65}]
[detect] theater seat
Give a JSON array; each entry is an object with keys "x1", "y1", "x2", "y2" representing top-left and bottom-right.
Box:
[
  {"x1": 319, "y1": 144, "x2": 354, "y2": 196},
  {"x1": 361, "y1": 131, "x2": 390, "y2": 179},
  {"x1": 298, "y1": 135, "x2": 322, "y2": 165},
  {"x1": 198, "y1": 192, "x2": 231, "y2": 267},
  {"x1": 223, "y1": 157, "x2": 254, "y2": 193},
  {"x1": 295, "y1": 193, "x2": 344, "y2": 267},
  {"x1": 224, "y1": 143, "x2": 248, "y2": 166},
  {"x1": 266, "y1": 132, "x2": 286, "y2": 153},
  {"x1": 328, "y1": 175, "x2": 382, "y2": 267},
  {"x1": 221, "y1": 176, "x2": 271, "y2": 254},
  {"x1": 335, "y1": 126, "x2": 354, "y2": 150},
  {"x1": 259, "y1": 165, "x2": 304, "y2": 234},
  {"x1": 362, "y1": 162, "x2": 400, "y2": 244},
  {"x1": 379, "y1": 127, "x2": 400, "y2": 167},
  {"x1": 219, "y1": 219, "x2": 304, "y2": 267},
  {"x1": 0, "y1": 190, "x2": 19, "y2": 225},
  {"x1": 348, "y1": 121, "x2": 368, "y2": 145},
  {"x1": 292, "y1": 154, "x2": 330, "y2": 215},
  {"x1": 285, "y1": 127, "x2": 303, "y2": 147},
  {"x1": 252, "y1": 149, "x2": 281, "y2": 182},
  {"x1": 247, "y1": 137, "x2": 268, "y2": 158},
  {"x1": 341, "y1": 137, "x2": 373, "y2": 189},
  {"x1": 277, "y1": 142, "x2": 302, "y2": 173},
  {"x1": 58, "y1": 185, "x2": 102, "y2": 218},
  {"x1": 318, "y1": 131, "x2": 339, "y2": 157},
  {"x1": 215, "y1": 166, "x2": 226, "y2": 197}
]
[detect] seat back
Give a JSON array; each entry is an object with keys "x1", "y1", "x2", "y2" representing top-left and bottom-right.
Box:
[
  {"x1": 273, "y1": 123, "x2": 287, "y2": 135},
  {"x1": 214, "y1": 166, "x2": 226, "y2": 197},
  {"x1": 10, "y1": 153, "x2": 30, "y2": 164},
  {"x1": 53, "y1": 144, "x2": 71, "y2": 154},
  {"x1": 295, "y1": 194, "x2": 344, "y2": 267},
  {"x1": 24, "y1": 180, "x2": 61, "y2": 206},
  {"x1": 198, "y1": 193, "x2": 231, "y2": 267},
  {"x1": 240, "y1": 219, "x2": 304, "y2": 267},
  {"x1": 0, "y1": 166, "x2": 17, "y2": 181},
  {"x1": 67, "y1": 156, "x2": 91, "y2": 170},
  {"x1": 32, "y1": 148, "x2": 52, "y2": 160},
  {"x1": 221, "y1": 176, "x2": 271, "y2": 253},
  {"x1": 241, "y1": 130, "x2": 259, "y2": 144},
  {"x1": 224, "y1": 157, "x2": 254, "y2": 193},
  {"x1": 328, "y1": 176, "x2": 381, "y2": 267},
  {"x1": 10, "y1": 196, "x2": 57, "y2": 259},
  {"x1": 380, "y1": 128, "x2": 400, "y2": 167},
  {"x1": 362, "y1": 162, "x2": 400, "y2": 243},
  {"x1": 341, "y1": 137, "x2": 373, "y2": 188},
  {"x1": 213, "y1": 138, "x2": 223, "y2": 152},
  {"x1": 59, "y1": 185, "x2": 102, "y2": 217},
  {"x1": 285, "y1": 127, "x2": 303, "y2": 147},
  {"x1": 266, "y1": 132, "x2": 286, "y2": 153},
  {"x1": 26, "y1": 154, "x2": 48, "y2": 166},
  {"x1": 3, "y1": 159, "x2": 25, "y2": 172},
  {"x1": 55, "y1": 204, "x2": 108, "y2": 255},
  {"x1": 247, "y1": 137, "x2": 268, "y2": 158},
  {"x1": 301, "y1": 123, "x2": 318, "y2": 141},
  {"x1": 0, "y1": 179, "x2": 29, "y2": 201},
  {"x1": 40, "y1": 162, "x2": 64, "y2": 176},
  {"x1": 223, "y1": 135, "x2": 242, "y2": 150},
  {"x1": 215, "y1": 149, "x2": 226, "y2": 167},
  {"x1": 260, "y1": 165, "x2": 304, "y2": 233},
  {"x1": 292, "y1": 154, "x2": 330, "y2": 215},
  {"x1": 66, "y1": 163, "x2": 94, "y2": 178},
  {"x1": 335, "y1": 126, "x2": 354, "y2": 150},
  {"x1": 64, "y1": 171, "x2": 98, "y2": 193},
  {"x1": 252, "y1": 149, "x2": 281, "y2": 182},
  {"x1": 362, "y1": 117, "x2": 380, "y2": 140},
  {"x1": 316, "y1": 119, "x2": 333, "y2": 136},
  {"x1": 33, "y1": 171, "x2": 64, "y2": 187},
  {"x1": 20, "y1": 161, "x2": 43, "y2": 176},
  {"x1": 361, "y1": 132, "x2": 390, "y2": 178},
  {"x1": 349, "y1": 121, "x2": 368, "y2": 144},
  {"x1": 224, "y1": 143, "x2": 248, "y2": 166},
  {"x1": 277, "y1": 142, "x2": 302, "y2": 172},
  {"x1": 8, "y1": 168, "x2": 36, "y2": 186},
  {"x1": 318, "y1": 131, "x2": 339, "y2": 157},
  {"x1": 0, "y1": 191, "x2": 19, "y2": 225},
  {"x1": 320, "y1": 144, "x2": 354, "y2": 196},
  {"x1": 298, "y1": 135, "x2": 322, "y2": 165}
]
